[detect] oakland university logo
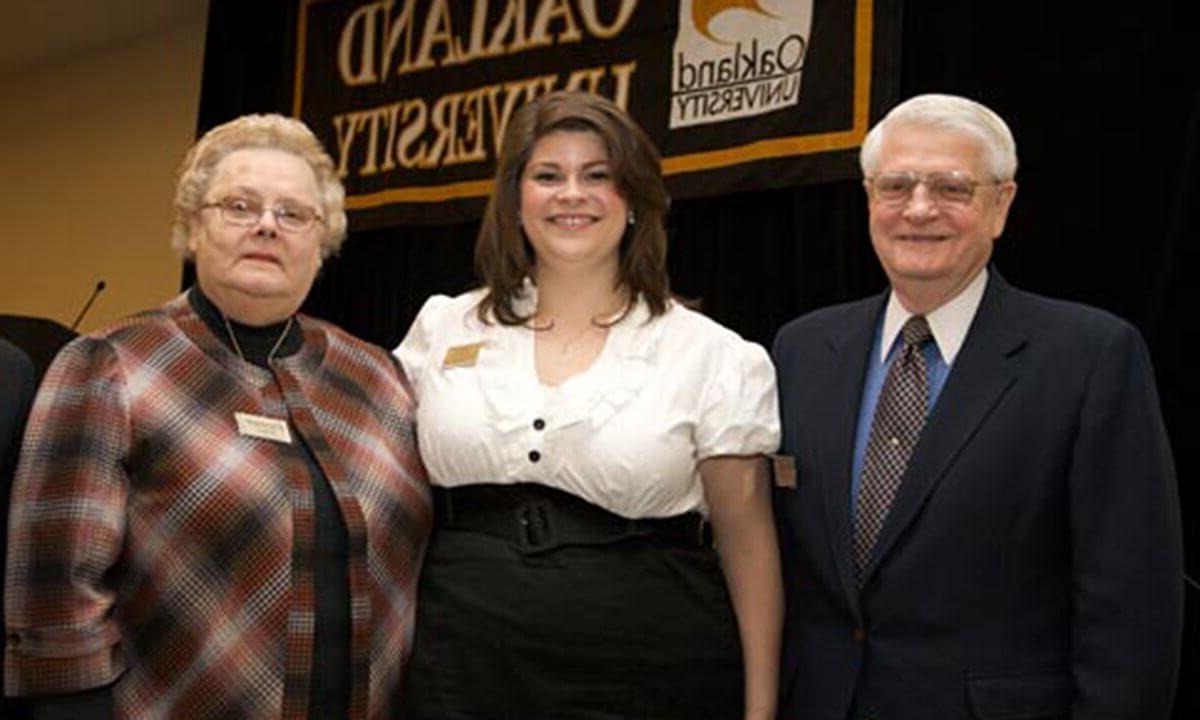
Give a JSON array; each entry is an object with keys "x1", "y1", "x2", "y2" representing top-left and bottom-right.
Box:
[{"x1": 670, "y1": 0, "x2": 813, "y2": 128}]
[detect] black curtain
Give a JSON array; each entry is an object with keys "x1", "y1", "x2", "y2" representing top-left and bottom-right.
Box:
[{"x1": 197, "y1": 1, "x2": 1198, "y2": 711}]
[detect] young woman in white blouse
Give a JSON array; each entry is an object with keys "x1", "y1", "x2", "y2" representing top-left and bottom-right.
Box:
[{"x1": 395, "y1": 91, "x2": 782, "y2": 720}]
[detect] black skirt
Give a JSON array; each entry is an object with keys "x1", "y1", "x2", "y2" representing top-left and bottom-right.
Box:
[{"x1": 400, "y1": 483, "x2": 743, "y2": 720}]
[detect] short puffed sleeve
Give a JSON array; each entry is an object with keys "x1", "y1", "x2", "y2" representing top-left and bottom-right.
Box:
[
  {"x1": 694, "y1": 333, "x2": 781, "y2": 459},
  {"x1": 393, "y1": 294, "x2": 456, "y2": 396}
]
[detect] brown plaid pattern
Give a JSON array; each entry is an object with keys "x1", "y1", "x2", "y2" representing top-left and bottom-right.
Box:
[
  {"x1": 853, "y1": 315, "x2": 933, "y2": 583},
  {"x1": 4, "y1": 294, "x2": 431, "y2": 719}
]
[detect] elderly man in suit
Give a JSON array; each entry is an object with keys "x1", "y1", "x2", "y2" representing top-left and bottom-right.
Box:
[{"x1": 772, "y1": 94, "x2": 1182, "y2": 719}]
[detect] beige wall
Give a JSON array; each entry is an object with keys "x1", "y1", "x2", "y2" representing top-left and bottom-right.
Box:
[{"x1": 0, "y1": 16, "x2": 207, "y2": 332}]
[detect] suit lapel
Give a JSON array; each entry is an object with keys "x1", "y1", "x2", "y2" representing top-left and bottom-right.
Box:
[
  {"x1": 860, "y1": 273, "x2": 1028, "y2": 583},
  {"x1": 814, "y1": 296, "x2": 885, "y2": 613}
]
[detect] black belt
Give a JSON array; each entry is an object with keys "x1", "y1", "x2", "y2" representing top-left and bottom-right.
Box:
[{"x1": 433, "y1": 483, "x2": 713, "y2": 552}]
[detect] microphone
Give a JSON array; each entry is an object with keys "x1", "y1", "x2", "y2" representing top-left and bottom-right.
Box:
[{"x1": 70, "y1": 280, "x2": 107, "y2": 331}]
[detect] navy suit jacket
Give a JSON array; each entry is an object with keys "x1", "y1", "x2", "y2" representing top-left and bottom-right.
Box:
[
  {"x1": 2, "y1": 337, "x2": 36, "y2": 720},
  {"x1": 772, "y1": 272, "x2": 1182, "y2": 719},
  {"x1": 1, "y1": 338, "x2": 35, "y2": 484}
]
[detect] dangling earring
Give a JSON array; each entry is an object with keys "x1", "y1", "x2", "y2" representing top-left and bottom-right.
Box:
[{"x1": 627, "y1": 210, "x2": 636, "y2": 226}]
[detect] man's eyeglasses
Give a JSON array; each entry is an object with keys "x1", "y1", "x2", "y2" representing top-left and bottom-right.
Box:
[
  {"x1": 201, "y1": 196, "x2": 323, "y2": 233},
  {"x1": 866, "y1": 171, "x2": 1002, "y2": 207}
]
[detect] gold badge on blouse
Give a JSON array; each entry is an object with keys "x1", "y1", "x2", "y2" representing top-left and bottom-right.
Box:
[{"x1": 443, "y1": 342, "x2": 485, "y2": 368}]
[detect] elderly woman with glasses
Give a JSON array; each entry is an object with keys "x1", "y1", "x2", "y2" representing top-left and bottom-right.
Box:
[{"x1": 4, "y1": 115, "x2": 430, "y2": 720}]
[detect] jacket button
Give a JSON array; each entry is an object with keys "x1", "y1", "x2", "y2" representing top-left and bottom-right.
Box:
[
  {"x1": 851, "y1": 627, "x2": 865, "y2": 644},
  {"x1": 528, "y1": 450, "x2": 541, "y2": 463},
  {"x1": 532, "y1": 418, "x2": 545, "y2": 431}
]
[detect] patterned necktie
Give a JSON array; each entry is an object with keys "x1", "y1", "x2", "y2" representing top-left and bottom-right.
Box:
[{"x1": 853, "y1": 315, "x2": 933, "y2": 582}]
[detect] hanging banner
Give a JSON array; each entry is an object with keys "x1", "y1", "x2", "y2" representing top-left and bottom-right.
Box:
[{"x1": 292, "y1": 0, "x2": 900, "y2": 227}]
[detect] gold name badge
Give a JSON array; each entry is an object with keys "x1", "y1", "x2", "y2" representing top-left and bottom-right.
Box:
[
  {"x1": 235, "y1": 412, "x2": 293, "y2": 444},
  {"x1": 443, "y1": 342, "x2": 485, "y2": 368}
]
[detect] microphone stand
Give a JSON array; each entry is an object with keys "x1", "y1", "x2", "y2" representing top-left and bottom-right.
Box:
[{"x1": 70, "y1": 280, "x2": 107, "y2": 331}]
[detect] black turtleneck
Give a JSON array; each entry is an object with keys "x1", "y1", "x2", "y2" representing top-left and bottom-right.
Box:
[
  {"x1": 188, "y1": 285, "x2": 303, "y2": 365},
  {"x1": 194, "y1": 287, "x2": 352, "y2": 717}
]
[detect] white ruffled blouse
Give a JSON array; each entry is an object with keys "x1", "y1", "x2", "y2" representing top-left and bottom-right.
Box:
[{"x1": 394, "y1": 285, "x2": 780, "y2": 518}]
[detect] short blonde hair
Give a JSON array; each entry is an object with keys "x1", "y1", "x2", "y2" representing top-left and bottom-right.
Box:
[
  {"x1": 171, "y1": 114, "x2": 347, "y2": 259},
  {"x1": 860, "y1": 94, "x2": 1018, "y2": 181}
]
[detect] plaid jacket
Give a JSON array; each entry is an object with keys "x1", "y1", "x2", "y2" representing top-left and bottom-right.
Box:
[{"x1": 4, "y1": 294, "x2": 431, "y2": 719}]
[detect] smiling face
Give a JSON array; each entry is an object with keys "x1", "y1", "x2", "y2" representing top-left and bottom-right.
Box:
[
  {"x1": 188, "y1": 148, "x2": 324, "y2": 325},
  {"x1": 867, "y1": 123, "x2": 1016, "y2": 313},
  {"x1": 519, "y1": 129, "x2": 629, "y2": 278}
]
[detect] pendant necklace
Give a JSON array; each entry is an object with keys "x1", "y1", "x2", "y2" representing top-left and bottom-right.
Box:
[
  {"x1": 222, "y1": 314, "x2": 294, "y2": 363},
  {"x1": 551, "y1": 322, "x2": 601, "y2": 356}
]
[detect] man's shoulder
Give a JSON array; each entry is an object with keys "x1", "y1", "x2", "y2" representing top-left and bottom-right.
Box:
[
  {"x1": 995, "y1": 281, "x2": 1140, "y2": 346},
  {"x1": 0, "y1": 337, "x2": 34, "y2": 378},
  {"x1": 0, "y1": 337, "x2": 35, "y2": 415},
  {"x1": 774, "y1": 295, "x2": 880, "y2": 348}
]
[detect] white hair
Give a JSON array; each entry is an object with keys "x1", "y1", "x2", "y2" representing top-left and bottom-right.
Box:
[{"x1": 860, "y1": 94, "x2": 1018, "y2": 181}]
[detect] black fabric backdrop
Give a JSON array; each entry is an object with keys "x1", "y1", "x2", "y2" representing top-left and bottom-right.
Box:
[{"x1": 195, "y1": 1, "x2": 1198, "y2": 711}]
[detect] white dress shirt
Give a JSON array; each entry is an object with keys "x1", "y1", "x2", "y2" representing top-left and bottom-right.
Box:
[
  {"x1": 395, "y1": 286, "x2": 780, "y2": 518},
  {"x1": 878, "y1": 267, "x2": 989, "y2": 365}
]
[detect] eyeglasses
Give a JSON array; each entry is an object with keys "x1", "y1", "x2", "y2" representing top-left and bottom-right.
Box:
[
  {"x1": 866, "y1": 171, "x2": 1002, "y2": 207},
  {"x1": 201, "y1": 196, "x2": 323, "y2": 233}
]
